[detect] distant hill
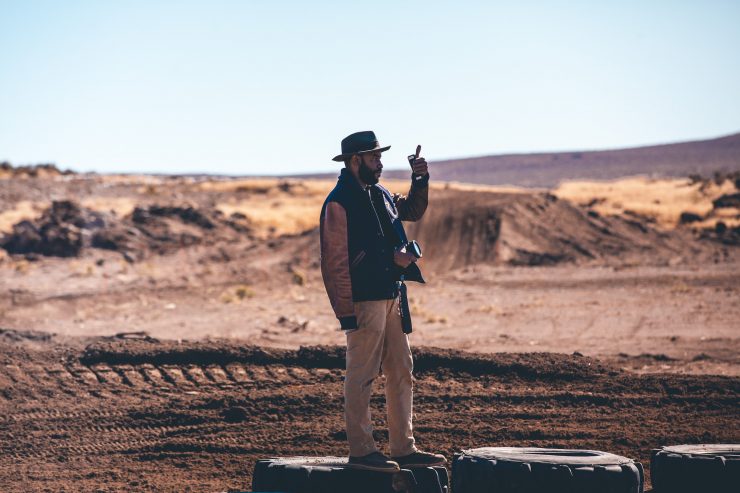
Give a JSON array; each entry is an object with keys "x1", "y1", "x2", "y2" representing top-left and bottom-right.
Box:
[{"x1": 298, "y1": 132, "x2": 740, "y2": 188}]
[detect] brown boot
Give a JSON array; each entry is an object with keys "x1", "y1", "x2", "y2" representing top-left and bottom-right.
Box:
[
  {"x1": 392, "y1": 450, "x2": 447, "y2": 468},
  {"x1": 347, "y1": 452, "x2": 401, "y2": 473}
]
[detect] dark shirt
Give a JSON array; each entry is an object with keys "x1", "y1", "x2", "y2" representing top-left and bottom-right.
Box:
[{"x1": 367, "y1": 185, "x2": 401, "y2": 250}]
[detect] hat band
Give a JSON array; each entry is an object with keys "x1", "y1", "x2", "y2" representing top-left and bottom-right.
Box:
[{"x1": 344, "y1": 140, "x2": 379, "y2": 155}]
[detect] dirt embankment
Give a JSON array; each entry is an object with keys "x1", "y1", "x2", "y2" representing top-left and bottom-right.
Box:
[
  {"x1": 404, "y1": 189, "x2": 733, "y2": 271},
  {"x1": 0, "y1": 330, "x2": 737, "y2": 492}
]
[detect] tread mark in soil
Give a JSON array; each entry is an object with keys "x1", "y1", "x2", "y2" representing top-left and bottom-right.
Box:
[
  {"x1": 224, "y1": 363, "x2": 253, "y2": 384},
  {"x1": 67, "y1": 364, "x2": 103, "y2": 386},
  {"x1": 184, "y1": 365, "x2": 210, "y2": 386},
  {"x1": 286, "y1": 367, "x2": 311, "y2": 383},
  {"x1": 89, "y1": 364, "x2": 125, "y2": 386},
  {"x1": 158, "y1": 365, "x2": 195, "y2": 388},
  {"x1": 204, "y1": 365, "x2": 232, "y2": 385},
  {"x1": 113, "y1": 365, "x2": 149, "y2": 388},
  {"x1": 139, "y1": 364, "x2": 172, "y2": 388}
]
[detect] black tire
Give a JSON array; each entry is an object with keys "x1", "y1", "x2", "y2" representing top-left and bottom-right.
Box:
[
  {"x1": 651, "y1": 444, "x2": 740, "y2": 493},
  {"x1": 452, "y1": 447, "x2": 643, "y2": 493},
  {"x1": 251, "y1": 456, "x2": 449, "y2": 493}
]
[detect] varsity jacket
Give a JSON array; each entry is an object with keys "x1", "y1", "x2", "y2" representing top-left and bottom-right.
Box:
[{"x1": 320, "y1": 168, "x2": 429, "y2": 330}]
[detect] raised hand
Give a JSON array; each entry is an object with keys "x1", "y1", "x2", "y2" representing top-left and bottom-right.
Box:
[{"x1": 410, "y1": 145, "x2": 428, "y2": 176}]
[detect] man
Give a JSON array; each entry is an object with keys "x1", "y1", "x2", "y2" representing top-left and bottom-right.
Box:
[{"x1": 319, "y1": 130, "x2": 446, "y2": 472}]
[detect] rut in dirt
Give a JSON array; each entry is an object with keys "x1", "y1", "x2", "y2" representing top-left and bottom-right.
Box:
[{"x1": 0, "y1": 334, "x2": 738, "y2": 492}]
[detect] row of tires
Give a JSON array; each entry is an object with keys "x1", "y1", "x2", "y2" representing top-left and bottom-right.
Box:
[{"x1": 250, "y1": 444, "x2": 739, "y2": 493}]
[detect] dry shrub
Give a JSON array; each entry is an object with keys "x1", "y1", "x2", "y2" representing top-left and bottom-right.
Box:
[
  {"x1": 235, "y1": 285, "x2": 254, "y2": 300},
  {"x1": 221, "y1": 285, "x2": 254, "y2": 304},
  {"x1": 80, "y1": 197, "x2": 137, "y2": 218},
  {"x1": 0, "y1": 201, "x2": 44, "y2": 234},
  {"x1": 290, "y1": 266, "x2": 306, "y2": 286},
  {"x1": 14, "y1": 259, "x2": 30, "y2": 273},
  {"x1": 670, "y1": 282, "x2": 692, "y2": 294}
]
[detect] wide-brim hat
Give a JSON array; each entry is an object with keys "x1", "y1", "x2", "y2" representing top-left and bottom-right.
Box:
[{"x1": 332, "y1": 130, "x2": 391, "y2": 162}]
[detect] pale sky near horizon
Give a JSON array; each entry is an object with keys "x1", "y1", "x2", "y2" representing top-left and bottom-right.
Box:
[{"x1": 1, "y1": 0, "x2": 739, "y2": 175}]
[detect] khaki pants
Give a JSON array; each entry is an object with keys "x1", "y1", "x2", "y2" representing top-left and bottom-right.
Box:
[{"x1": 344, "y1": 297, "x2": 417, "y2": 457}]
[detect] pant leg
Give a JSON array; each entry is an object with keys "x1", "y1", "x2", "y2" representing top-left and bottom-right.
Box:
[
  {"x1": 381, "y1": 297, "x2": 417, "y2": 457},
  {"x1": 344, "y1": 300, "x2": 387, "y2": 457}
]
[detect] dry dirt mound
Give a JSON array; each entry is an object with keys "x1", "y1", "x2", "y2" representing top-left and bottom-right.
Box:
[
  {"x1": 1, "y1": 200, "x2": 107, "y2": 257},
  {"x1": 80, "y1": 338, "x2": 612, "y2": 382},
  {"x1": 402, "y1": 189, "x2": 726, "y2": 272},
  {"x1": 0, "y1": 200, "x2": 252, "y2": 260},
  {"x1": 0, "y1": 331, "x2": 737, "y2": 491}
]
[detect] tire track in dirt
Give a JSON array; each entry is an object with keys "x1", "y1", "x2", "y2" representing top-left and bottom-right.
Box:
[{"x1": 1, "y1": 338, "x2": 738, "y2": 492}]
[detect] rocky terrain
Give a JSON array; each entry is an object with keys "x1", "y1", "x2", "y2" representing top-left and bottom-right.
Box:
[{"x1": 0, "y1": 164, "x2": 738, "y2": 491}]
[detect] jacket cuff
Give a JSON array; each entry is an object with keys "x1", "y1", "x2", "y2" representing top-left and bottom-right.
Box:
[
  {"x1": 411, "y1": 173, "x2": 430, "y2": 187},
  {"x1": 339, "y1": 315, "x2": 358, "y2": 330}
]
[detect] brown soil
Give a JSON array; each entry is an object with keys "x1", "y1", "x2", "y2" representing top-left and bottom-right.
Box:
[
  {"x1": 0, "y1": 331, "x2": 737, "y2": 492},
  {"x1": 1, "y1": 173, "x2": 739, "y2": 491}
]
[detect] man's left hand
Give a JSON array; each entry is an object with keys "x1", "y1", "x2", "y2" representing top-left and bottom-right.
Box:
[{"x1": 411, "y1": 157, "x2": 428, "y2": 177}]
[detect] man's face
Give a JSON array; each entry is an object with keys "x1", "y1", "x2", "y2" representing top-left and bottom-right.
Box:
[{"x1": 358, "y1": 151, "x2": 383, "y2": 185}]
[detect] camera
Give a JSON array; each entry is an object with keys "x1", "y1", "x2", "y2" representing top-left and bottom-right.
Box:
[{"x1": 402, "y1": 240, "x2": 422, "y2": 259}]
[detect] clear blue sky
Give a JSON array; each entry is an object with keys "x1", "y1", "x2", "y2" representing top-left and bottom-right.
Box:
[{"x1": 1, "y1": 0, "x2": 738, "y2": 175}]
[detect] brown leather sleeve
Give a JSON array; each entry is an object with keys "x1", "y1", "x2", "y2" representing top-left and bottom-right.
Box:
[
  {"x1": 394, "y1": 181, "x2": 429, "y2": 221},
  {"x1": 320, "y1": 201, "x2": 355, "y2": 319}
]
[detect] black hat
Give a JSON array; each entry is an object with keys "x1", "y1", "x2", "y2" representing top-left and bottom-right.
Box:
[{"x1": 332, "y1": 131, "x2": 391, "y2": 162}]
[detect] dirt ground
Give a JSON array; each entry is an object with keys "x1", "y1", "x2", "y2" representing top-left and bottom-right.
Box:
[
  {"x1": 1, "y1": 171, "x2": 739, "y2": 491},
  {"x1": 2, "y1": 226, "x2": 738, "y2": 377},
  {"x1": 0, "y1": 333, "x2": 738, "y2": 492}
]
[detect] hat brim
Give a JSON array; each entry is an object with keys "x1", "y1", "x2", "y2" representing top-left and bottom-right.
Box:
[{"x1": 332, "y1": 145, "x2": 391, "y2": 162}]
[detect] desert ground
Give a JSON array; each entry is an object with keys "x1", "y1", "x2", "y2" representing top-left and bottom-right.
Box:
[{"x1": 1, "y1": 164, "x2": 739, "y2": 491}]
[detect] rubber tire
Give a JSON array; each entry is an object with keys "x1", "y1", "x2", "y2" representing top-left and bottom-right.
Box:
[
  {"x1": 651, "y1": 444, "x2": 740, "y2": 493},
  {"x1": 452, "y1": 447, "x2": 644, "y2": 493},
  {"x1": 252, "y1": 456, "x2": 449, "y2": 493}
]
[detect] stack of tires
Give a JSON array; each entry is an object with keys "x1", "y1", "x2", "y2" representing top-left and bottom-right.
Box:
[
  {"x1": 452, "y1": 447, "x2": 644, "y2": 493},
  {"x1": 252, "y1": 456, "x2": 449, "y2": 493},
  {"x1": 651, "y1": 444, "x2": 740, "y2": 493}
]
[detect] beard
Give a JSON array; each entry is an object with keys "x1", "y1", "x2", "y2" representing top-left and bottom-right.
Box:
[{"x1": 359, "y1": 159, "x2": 380, "y2": 185}]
